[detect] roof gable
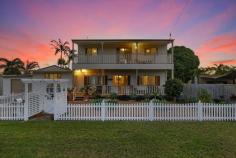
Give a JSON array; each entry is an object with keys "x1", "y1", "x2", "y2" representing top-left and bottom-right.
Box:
[{"x1": 35, "y1": 65, "x2": 72, "y2": 73}]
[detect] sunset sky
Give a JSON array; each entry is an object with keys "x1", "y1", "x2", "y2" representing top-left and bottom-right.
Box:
[{"x1": 0, "y1": 0, "x2": 236, "y2": 67}]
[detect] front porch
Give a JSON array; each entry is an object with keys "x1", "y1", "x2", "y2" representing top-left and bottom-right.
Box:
[{"x1": 72, "y1": 69, "x2": 167, "y2": 98}]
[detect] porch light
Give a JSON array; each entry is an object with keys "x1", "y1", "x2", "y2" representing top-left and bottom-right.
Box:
[
  {"x1": 120, "y1": 48, "x2": 125, "y2": 52},
  {"x1": 146, "y1": 49, "x2": 150, "y2": 53},
  {"x1": 81, "y1": 69, "x2": 87, "y2": 73},
  {"x1": 134, "y1": 43, "x2": 138, "y2": 50},
  {"x1": 74, "y1": 70, "x2": 81, "y2": 76},
  {"x1": 92, "y1": 48, "x2": 97, "y2": 54}
]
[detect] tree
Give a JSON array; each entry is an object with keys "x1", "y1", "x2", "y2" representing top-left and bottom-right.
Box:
[
  {"x1": 66, "y1": 49, "x2": 76, "y2": 65},
  {"x1": 22, "y1": 60, "x2": 39, "y2": 74},
  {"x1": 199, "y1": 64, "x2": 236, "y2": 76},
  {"x1": 51, "y1": 39, "x2": 70, "y2": 67},
  {"x1": 168, "y1": 46, "x2": 200, "y2": 83},
  {"x1": 0, "y1": 58, "x2": 24, "y2": 75},
  {"x1": 164, "y1": 79, "x2": 183, "y2": 101}
]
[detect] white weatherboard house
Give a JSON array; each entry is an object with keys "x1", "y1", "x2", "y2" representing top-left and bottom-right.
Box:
[{"x1": 71, "y1": 39, "x2": 174, "y2": 96}]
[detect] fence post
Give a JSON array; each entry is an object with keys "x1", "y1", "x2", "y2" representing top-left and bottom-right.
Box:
[
  {"x1": 234, "y1": 104, "x2": 236, "y2": 121},
  {"x1": 198, "y1": 101, "x2": 203, "y2": 121},
  {"x1": 53, "y1": 82, "x2": 58, "y2": 121},
  {"x1": 101, "y1": 99, "x2": 106, "y2": 121},
  {"x1": 24, "y1": 83, "x2": 29, "y2": 121},
  {"x1": 149, "y1": 99, "x2": 154, "y2": 121}
]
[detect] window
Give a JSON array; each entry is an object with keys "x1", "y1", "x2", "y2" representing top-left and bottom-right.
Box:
[
  {"x1": 144, "y1": 48, "x2": 157, "y2": 54},
  {"x1": 118, "y1": 48, "x2": 131, "y2": 53},
  {"x1": 44, "y1": 73, "x2": 61, "y2": 79},
  {"x1": 138, "y1": 76, "x2": 160, "y2": 86},
  {"x1": 84, "y1": 76, "x2": 103, "y2": 85},
  {"x1": 86, "y1": 48, "x2": 98, "y2": 55},
  {"x1": 112, "y1": 75, "x2": 130, "y2": 86}
]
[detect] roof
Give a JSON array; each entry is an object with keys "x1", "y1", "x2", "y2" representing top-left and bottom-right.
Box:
[
  {"x1": 72, "y1": 38, "x2": 174, "y2": 43},
  {"x1": 35, "y1": 65, "x2": 72, "y2": 73},
  {"x1": 2, "y1": 74, "x2": 32, "y2": 78},
  {"x1": 200, "y1": 71, "x2": 236, "y2": 80},
  {"x1": 21, "y1": 79, "x2": 69, "y2": 83}
]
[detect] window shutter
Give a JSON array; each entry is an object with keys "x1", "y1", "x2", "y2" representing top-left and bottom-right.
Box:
[
  {"x1": 84, "y1": 76, "x2": 88, "y2": 85},
  {"x1": 155, "y1": 76, "x2": 160, "y2": 86},
  {"x1": 128, "y1": 76, "x2": 130, "y2": 85},
  {"x1": 104, "y1": 76, "x2": 108, "y2": 85},
  {"x1": 137, "y1": 76, "x2": 140, "y2": 85}
]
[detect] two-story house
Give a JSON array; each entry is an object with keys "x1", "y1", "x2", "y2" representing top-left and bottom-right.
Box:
[{"x1": 71, "y1": 39, "x2": 174, "y2": 96}]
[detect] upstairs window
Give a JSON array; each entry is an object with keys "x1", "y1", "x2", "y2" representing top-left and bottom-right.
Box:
[
  {"x1": 44, "y1": 73, "x2": 61, "y2": 79},
  {"x1": 84, "y1": 76, "x2": 103, "y2": 85},
  {"x1": 144, "y1": 48, "x2": 157, "y2": 54},
  {"x1": 86, "y1": 48, "x2": 98, "y2": 55}
]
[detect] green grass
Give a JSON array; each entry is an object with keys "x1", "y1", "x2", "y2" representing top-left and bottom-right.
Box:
[{"x1": 0, "y1": 121, "x2": 236, "y2": 158}]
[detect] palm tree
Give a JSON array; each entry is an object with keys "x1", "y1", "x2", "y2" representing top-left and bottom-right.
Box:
[
  {"x1": 66, "y1": 49, "x2": 76, "y2": 65},
  {"x1": 22, "y1": 60, "x2": 39, "y2": 74},
  {"x1": 0, "y1": 58, "x2": 24, "y2": 75},
  {"x1": 50, "y1": 39, "x2": 70, "y2": 67}
]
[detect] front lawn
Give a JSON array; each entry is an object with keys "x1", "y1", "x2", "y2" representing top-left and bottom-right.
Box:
[{"x1": 0, "y1": 121, "x2": 236, "y2": 158}]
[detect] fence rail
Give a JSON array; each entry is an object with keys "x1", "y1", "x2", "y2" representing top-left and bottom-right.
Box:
[{"x1": 55, "y1": 101, "x2": 236, "y2": 121}]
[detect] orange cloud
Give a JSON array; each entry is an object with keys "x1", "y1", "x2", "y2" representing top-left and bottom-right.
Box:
[
  {"x1": 196, "y1": 31, "x2": 236, "y2": 66},
  {"x1": 211, "y1": 59, "x2": 236, "y2": 65}
]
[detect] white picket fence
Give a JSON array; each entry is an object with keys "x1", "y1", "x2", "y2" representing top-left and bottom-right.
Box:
[
  {"x1": 55, "y1": 101, "x2": 236, "y2": 121},
  {"x1": 0, "y1": 93, "x2": 25, "y2": 120}
]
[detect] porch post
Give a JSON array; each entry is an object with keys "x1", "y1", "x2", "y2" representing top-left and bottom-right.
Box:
[
  {"x1": 171, "y1": 41, "x2": 174, "y2": 79},
  {"x1": 102, "y1": 69, "x2": 105, "y2": 95},
  {"x1": 101, "y1": 41, "x2": 104, "y2": 53},
  {"x1": 24, "y1": 83, "x2": 29, "y2": 121}
]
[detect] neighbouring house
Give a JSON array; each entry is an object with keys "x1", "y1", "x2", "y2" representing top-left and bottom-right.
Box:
[
  {"x1": 1, "y1": 75, "x2": 32, "y2": 95},
  {"x1": 0, "y1": 65, "x2": 73, "y2": 96},
  {"x1": 33, "y1": 65, "x2": 73, "y2": 89},
  {"x1": 199, "y1": 71, "x2": 236, "y2": 84},
  {"x1": 71, "y1": 39, "x2": 174, "y2": 96}
]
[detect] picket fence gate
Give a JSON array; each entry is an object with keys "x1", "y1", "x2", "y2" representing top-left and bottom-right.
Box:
[{"x1": 55, "y1": 101, "x2": 236, "y2": 121}]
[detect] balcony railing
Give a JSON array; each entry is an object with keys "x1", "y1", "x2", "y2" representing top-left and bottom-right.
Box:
[
  {"x1": 73, "y1": 85, "x2": 164, "y2": 97},
  {"x1": 74, "y1": 53, "x2": 172, "y2": 64}
]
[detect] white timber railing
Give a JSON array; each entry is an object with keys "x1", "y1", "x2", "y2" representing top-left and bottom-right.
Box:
[
  {"x1": 0, "y1": 93, "x2": 25, "y2": 120},
  {"x1": 55, "y1": 101, "x2": 236, "y2": 121},
  {"x1": 101, "y1": 85, "x2": 164, "y2": 95},
  {"x1": 74, "y1": 53, "x2": 172, "y2": 64}
]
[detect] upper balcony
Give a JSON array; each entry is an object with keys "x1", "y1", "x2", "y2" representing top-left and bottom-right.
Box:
[{"x1": 72, "y1": 39, "x2": 174, "y2": 70}]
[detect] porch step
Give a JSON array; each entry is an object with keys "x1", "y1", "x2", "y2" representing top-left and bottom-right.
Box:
[{"x1": 29, "y1": 112, "x2": 54, "y2": 120}]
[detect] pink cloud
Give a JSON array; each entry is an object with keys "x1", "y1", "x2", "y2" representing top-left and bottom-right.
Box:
[
  {"x1": 211, "y1": 59, "x2": 236, "y2": 65},
  {"x1": 196, "y1": 31, "x2": 236, "y2": 66}
]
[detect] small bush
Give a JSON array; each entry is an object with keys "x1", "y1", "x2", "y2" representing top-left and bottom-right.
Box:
[
  {"x1": 135, "y1": 95, "x2": 145, "y2": 101},
  {"x1": 130, "y1": 93, "x2": 137, "y2": 100},
  {"x1": 109, "y1": 92, "x2": 117, "y2": 100},
  {"x1": 164, "y1": 79, "x2": 183, "y2": 101},
  {"x1": 117, "y1": 95, "x2": 131, "y2": 101},
  {"x1": 91, "y1": 98, "x2": 103, "y2": 104},
  {"x1": 197, "y1": 89, "x2": 212, "y2": 103}
]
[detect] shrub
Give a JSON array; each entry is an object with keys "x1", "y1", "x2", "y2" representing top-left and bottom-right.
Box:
[
  {"x1": 152, "y1": 92, "x2": 159, "y2": 100},
  {"x1": 197, "y1": 89, "x2": 212, "y2": 103},
  {"x1": 109, "y1": 92, "x2": 117, "y2": 100},
  {"x1": 91, "y1": 98, "x2": 103, "y2": 104},
  {"x1": 130, "y1": 93, "x2": 137, "y2": 100},
  {"x1": 164, "y1": 79, "x2": 183, "y2": 101},
  {"x1": 117, "y1": 95, "x2": 131, "y2": 101}
]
